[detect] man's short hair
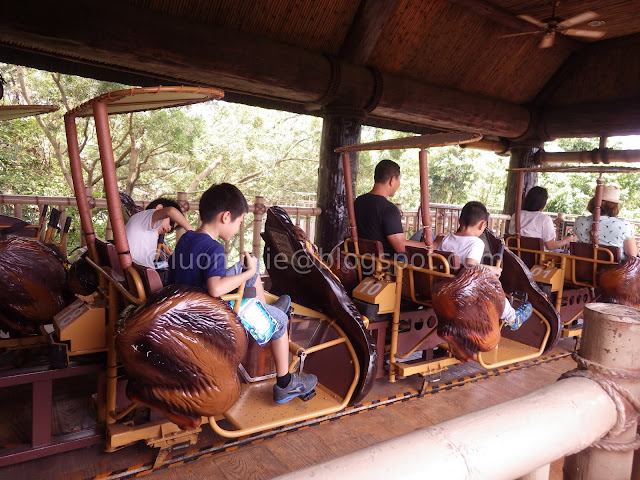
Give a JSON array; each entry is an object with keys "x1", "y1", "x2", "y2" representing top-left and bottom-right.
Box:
[
  {"x1": 522, "y1": 186, "x2": 548, "y2": 212},
  {"x1": 459, "y1": 201, "x2": 489, "y2": 227},
  {"x1": 374, "y1": 159, "x2": 401, "y2": 184},
  {"x1": 146, "y1": 198, "x2": 182, "y2": 231},
  {"x1": 199, "y1": 183, "x2": 249, "y2": 223}
]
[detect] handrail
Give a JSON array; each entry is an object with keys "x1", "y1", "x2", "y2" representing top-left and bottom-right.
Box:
[{"x1": 276, "y1": 304, "x2": 640, "y2": 480}]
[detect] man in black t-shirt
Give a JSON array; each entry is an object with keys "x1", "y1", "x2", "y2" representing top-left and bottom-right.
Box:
[{"x1": 354, "y1": 159, "x2": 426, "y2": 256}]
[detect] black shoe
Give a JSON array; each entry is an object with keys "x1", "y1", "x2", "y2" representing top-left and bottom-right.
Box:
[{"x1": 272, "y1": 294, "x2": 291, "y2": 313}]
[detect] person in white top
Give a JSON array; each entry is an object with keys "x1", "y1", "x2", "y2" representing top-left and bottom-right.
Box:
[
  {"x1": 438, "y1": 201, "x2": 533, "y2": 330},
  {"x1": 125, "y1": 198, "x2": 194, "y2": 268},
  {"x1": 508, "y1": 186, "x2": 575, "y2": 251},
  {"x1": 573, "y1": 184, "x2": 637, "y2": 259}
]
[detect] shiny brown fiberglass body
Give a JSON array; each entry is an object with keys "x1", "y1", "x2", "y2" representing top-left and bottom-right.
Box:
[
  {"x1": 115, "y1": 284, "x2": 248, "y2": 430},
  {"x1": 433, "y1": 264, "x2": 505, "y2": 362},
  {"x1": 0, "y1": 235, "x2": 68, "y2": 334},
  {"x1": 598, "y1": 256, "x2": 640, "y2": 309}
]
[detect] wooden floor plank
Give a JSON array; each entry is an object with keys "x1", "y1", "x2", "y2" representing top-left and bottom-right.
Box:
[{"x1": 0, "y1": 340, "x2": 578, "y2": 480}]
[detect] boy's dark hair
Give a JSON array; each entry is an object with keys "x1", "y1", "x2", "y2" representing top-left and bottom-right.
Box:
[
  {"x1": 522, "y1": 186, "x2": 548, "y2": 212},
  {"x1": 459, "y1": 201, "x2": 489, "y2": 228},
  {"x1": 146, "y1": 198, "x2": 182, "y2": 231},
  {"x1": 374, "y1": 159, "x2": 401, "y2": 184},
  {"x1": 199, "y1": 183, "x2": 249, "y2": 223}
]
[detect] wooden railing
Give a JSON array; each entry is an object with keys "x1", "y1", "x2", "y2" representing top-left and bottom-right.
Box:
[
  {"x1": 3, "y1": 193, "x2": 636, "y2": 256},
  {"x1": 0, "y1": 193, "x2": 321, "y2": 262},
  {"x1": 398, "y1": 203, "x2": 511, "y2": 237}
]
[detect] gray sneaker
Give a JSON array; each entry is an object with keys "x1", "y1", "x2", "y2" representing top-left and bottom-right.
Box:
[{"x1": 273, "y1": 373, "x2": 318, "y2": 404}]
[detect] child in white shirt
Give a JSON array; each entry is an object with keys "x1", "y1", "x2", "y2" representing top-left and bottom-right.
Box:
[{"x1": 438, "y1": 201, "x2": 532, "y2": 330}]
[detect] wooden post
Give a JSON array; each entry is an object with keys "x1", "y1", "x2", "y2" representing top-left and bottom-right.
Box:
[
  {"x1": 315, "y1": 109, "x2": 363, "y2": 253},
  {"x1": 253, "y1": 196, "x2": 265, "y2": 259},
  {"x1": 14, "y1": 204, "x2": 22, "y2": 219},
  {"x1": 591, "y1": 176, "x2": 604, "y2": 248},
  {"x1": 503, "y1": 145, "x2": 540, "y2": 217},
  {"x1": 419, "y1": 149, "x2": 433, "y2": 248},
  {"x1": 564, "y1": 304, "x2": 640, "y2": 480}
]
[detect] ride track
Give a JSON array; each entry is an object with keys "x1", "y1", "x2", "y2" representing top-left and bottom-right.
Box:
[{"x1": 79, "y1": 350, "x2": 571, "y2": 480}]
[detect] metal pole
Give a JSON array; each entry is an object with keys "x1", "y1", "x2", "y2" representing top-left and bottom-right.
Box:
[
  {"x1": 342, "y1": 152, "x2": 358, "y2": 242},
  {"x1": 515, "y1": 170, "x2": 524, "y2": 237},
  {"x1": 591, "y1": 175, "x2": 604, "y2": 248},
  {"x1": 419, "y1": 149, "x2": 433, "y2": 249},
  {"x1": 64, "y1": 114, "x2": 98, "y2": 261},
  {"x1": 93, "y1": 100, "x2": 132, "y2": 270}
]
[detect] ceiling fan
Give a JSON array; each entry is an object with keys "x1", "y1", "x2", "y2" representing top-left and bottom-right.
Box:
[{"x1": 505, "y1": 1, "x2": 606, "y2": 48}]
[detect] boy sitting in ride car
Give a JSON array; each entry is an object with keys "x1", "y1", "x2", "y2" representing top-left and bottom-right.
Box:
[
  {"x1": 168, "y1": 183, "x2": 317, "y2": 404},
  {"x1": 437, "y1": 201, "x2": 533, "y2": 330},
  {"x1": 125, "y1": 198, "x2": 194, "y2": 269}
]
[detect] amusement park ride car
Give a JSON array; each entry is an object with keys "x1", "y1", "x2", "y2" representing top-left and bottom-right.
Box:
[
  {"x1": 1, "y1": 86, "x2": 637, "y2": 467},
  {"x1": 60, "y1": 85, "x2": 374, "y2": 463},
  {"x1": 333, "y1": 135, "x2": 563, "y2": 386},
  {"x1": 505, "y1": 165, "x2": 640, "y2": 338}
]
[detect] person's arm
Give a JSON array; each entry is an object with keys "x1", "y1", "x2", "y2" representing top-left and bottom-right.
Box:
[
  {"x1": 624, "y1": 237, "x2": 638, "y2": 257},
  {"x1": 206, "y1": 252, "x2": 257, "y2": 297},
  {"x1": 152, "y1": 207, "x2": 194, "y2": 231},
  {"x1": 544, "y1": 232, "x2": 575, "y2": 251},
  {"x1": 387, "y1": 233, "x2": 430, "y2": 254},
  {"x1": 464, "y1": 257, "x2": 502, "y2": 276}
]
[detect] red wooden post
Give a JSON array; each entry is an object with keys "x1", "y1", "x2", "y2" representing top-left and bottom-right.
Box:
[
  {"x1": 591, "y1": 176, "x2": 604, "y2": 248},
  {"x1": 419, "y1": 149, "x2": 433, "y2": 249},
  {"x1": 342, "y1": 152, "x2": 358, "y2": 242}
]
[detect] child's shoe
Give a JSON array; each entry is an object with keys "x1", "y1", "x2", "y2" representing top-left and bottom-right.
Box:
[
  {"x1": 273, "y1": 373, "x2": 318, "y2": 404},
  {"x1": 272, "y1": 294, "x2": 291, "y2": 313},
  {"x1": 508, "y1": 302, "x2": 533, "y2": 331}
]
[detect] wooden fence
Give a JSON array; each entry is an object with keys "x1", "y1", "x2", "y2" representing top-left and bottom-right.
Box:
[{"x1": 4, "y1": 193, "x2": 637, "y2": 255}]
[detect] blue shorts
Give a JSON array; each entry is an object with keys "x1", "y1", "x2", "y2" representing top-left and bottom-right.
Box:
[
  {"x1": 226, "y1": 258, "x2": 260, "y2": 287},
  {"x1": 227, "y1": 259, "x2": 287, "y2": 341}
]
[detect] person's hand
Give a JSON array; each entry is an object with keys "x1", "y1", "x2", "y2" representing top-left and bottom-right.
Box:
[
  {"x1": 243, "y1": 252, "x2": 258, "y2": 275},
  {"x1": 563, "y1": 231, "x2": 576, "y2": 245}
]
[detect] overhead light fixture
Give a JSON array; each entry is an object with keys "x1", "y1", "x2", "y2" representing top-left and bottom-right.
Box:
[{"x1": 587, "y1": 20, "x2": 605, "y2": 27}]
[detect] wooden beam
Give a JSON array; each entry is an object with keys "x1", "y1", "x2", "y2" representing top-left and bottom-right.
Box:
[
  {"x1": 376, "y1": 74, "x2": 530, "y2": 138},
  {"x1": 0, "y1": 0, "x2": 531, "y2": 138},
  {"x1": 339, "y1": 0, "x2": 401, "y2": 65},
  {"x1": 541, "y1": 99, "x2": 640, "y2": 139}
]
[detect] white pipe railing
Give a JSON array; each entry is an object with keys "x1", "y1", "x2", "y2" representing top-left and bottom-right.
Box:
[{"x1": 277, "y1": 303, "x2": 640, "y2": 480}]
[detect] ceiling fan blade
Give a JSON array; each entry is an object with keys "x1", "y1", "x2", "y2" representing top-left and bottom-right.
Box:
[
  {"x1": 499, "y1": 31, "x2": 541, "y2": 38},
  {"x1": 557, "y1": 11, "x2": 599, "y2": 28},
  {"x1": 539, "y1": 32, "x2": 555, "y2": 49},
  {"x1": 517, "y1": 14, "x2": 547, "y2": 29},
  {"x1": 563, "y1": 28, "x2": 606, "y2": 39}
]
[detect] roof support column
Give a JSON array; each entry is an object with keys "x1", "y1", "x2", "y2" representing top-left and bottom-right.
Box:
[
  {"x1": 315, "y1": 107, "x2": 365, "y2": 253},
  {"x1": 503, "y1": 142, "x2": 542, "y2": 217}
]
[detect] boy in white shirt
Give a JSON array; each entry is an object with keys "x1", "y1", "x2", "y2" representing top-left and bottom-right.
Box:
[
  {"x1": 438, "y1": 201, "x2": 533, "y2": 330},
  {"x1": 125, "y1": 198, "x2": 194, "y2": 268}
]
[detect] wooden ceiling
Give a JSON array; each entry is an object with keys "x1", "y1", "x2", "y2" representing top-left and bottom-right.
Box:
[{"x1": 1, "y1": 0, "x2": 639, "y2": 140}]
